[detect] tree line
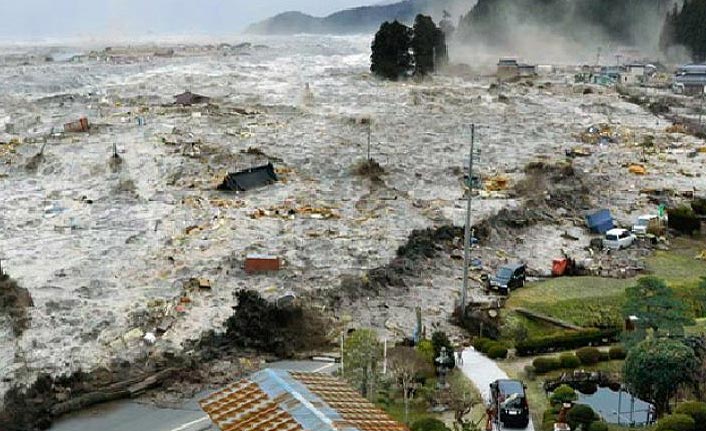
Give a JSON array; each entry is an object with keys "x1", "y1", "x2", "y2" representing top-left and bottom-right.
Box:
[
  {"x1": 371, "y1": 14, "x2": 448, "y2": 80},
  {"x1": 661, "y1": 0, "x2": 706, "y2": 62}
]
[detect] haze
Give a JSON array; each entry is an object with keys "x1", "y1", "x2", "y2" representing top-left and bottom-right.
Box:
[{"x1": 0, "y1": 0, "x2": 380, "y2": 42}]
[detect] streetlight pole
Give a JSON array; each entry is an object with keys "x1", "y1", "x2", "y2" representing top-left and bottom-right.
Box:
[{"x1": 461, "y1": 124, "x2": 475, "y2": 315}]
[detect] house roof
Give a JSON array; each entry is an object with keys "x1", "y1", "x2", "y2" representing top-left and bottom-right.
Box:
[
  {"x1": 174, "y1": 91, "x2": 210, "y2": 106},
  {"x1": 218, "y1": 163, "x2": 278, "y2": 192},
  {"x1": 200, "y1": 369, "x2": 407, "y2": 431}
]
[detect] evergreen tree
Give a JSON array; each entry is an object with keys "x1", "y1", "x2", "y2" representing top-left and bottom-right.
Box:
[
  {"x1": 411, "y1": 14, "x2": 448, "y2": 76},
  {"x1": 371, "y1": 20, "x2": 413, "y2": 80}
]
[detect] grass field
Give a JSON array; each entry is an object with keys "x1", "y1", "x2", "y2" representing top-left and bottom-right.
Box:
[{"x1": 503, "y1": 237, "x2": 706, "y2": 339}]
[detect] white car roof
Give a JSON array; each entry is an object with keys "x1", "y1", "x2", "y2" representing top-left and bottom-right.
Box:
[{"x1": 606, "y1": 228, "x2": 628, "y2": 235}]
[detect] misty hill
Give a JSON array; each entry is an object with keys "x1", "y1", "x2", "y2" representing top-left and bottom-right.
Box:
[
  {"x1": 246, "y1": 0, "x2": 458, "y2": 35},
  {"x1": 458, "y1": 0, "x2": 673, "y2": 53}
]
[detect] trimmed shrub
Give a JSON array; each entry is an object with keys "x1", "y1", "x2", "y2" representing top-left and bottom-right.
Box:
[
  {"x1": 559, "y1": 353, "x2": 581, "y2": 369},
  {"x1": 533, "y1": 356, "x2": 561, "y2": 373},
  {"x1": 411, "y1": 417, "x2": 452, "y2": 431},
  {"x1": 598, "y1": 350, "x2": 610, "y2": 362},
  {"x1": 473, "y1": 337, "x2": 494, "y2": 353},
  {"x1": 589, "y1": 422, "x2": 609, "y2": 431},
  {"x1": 516, "y1": 328, "x2": 620, "y2": 356},
  {"x1": 576, "y1": 347, "x2": 601, "y2": 365},
  {"x1": 550, "y1": 384, "x2": 578, "y2": 405},
  {"x1": 568, "y1": 404, "x2": 597, "y2": 430},
  {"x1": 675, "y1": 402, "x2": 706, "y2": 431},
  {"x1": 487, "y1": 344, "x2": 508, "y2": 359},
  {"x1": 668, "y1": 206, "x2": 701, "y2": 235},
  {"x1": 656, "y1": 414, "x2": 696, "y2": 431},
  {"x1": 608, "y1": 346, "x2": 627, "y2": 360}
]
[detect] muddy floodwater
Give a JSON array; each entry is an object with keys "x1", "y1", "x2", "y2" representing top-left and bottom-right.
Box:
[{"x1": 1, "y1": 35, "x2": 704, "y2": 403}]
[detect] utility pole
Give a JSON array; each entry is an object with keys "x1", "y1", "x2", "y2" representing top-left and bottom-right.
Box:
[
  {"x1": 367, "y1": 120, "x2": 372, "y2": 161},
  {"x1": 461, "y1": 124, "x2": 475, "y2": 315},
  {"x1": 596, "y1": 46, "x2": 601, "y2": 66},
  {"x1": 699, "y1": 85, "x2": 706, "y2": 128},
  {"x1": 340, "y1": 333, "x2": 345, "y2": 378}
]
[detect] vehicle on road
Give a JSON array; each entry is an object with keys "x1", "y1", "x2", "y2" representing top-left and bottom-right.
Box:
[
  {"x1": 603, "y1": 228, "x2": 636, "y2": 249},
  {"x1": 490, "y1": 379, "x2": 530, "y2": 428},
  {"x1": 489, "y1": 263, "x2": 526, "y2": 295}
]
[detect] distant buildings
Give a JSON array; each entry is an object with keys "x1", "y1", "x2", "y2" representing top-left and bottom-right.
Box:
[
  {"x1": 497, "y1": 58, "x2": 537, "y2": 81},
  {"x1": 174, "y1": 91, "x2": 211, "y2": 106},
  {"x1": 674, "y1": 64, "x2": 706, "y2": 96}
]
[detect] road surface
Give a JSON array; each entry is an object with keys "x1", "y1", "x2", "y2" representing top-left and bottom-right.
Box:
[
  {"x1": 460, "y1": 348, "x2": 535, "y2": 431},
  {"x1": 50, "y1": 360, "x2": 338, "y2": 431}
]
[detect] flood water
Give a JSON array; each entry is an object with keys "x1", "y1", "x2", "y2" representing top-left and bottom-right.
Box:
[{"x1": 577, "y1": 387, "x2": 653, "y2": 426}]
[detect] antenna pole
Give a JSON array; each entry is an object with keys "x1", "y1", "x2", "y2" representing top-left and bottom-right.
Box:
[{"x1": 461, "y1": 124, "x2": 475, "y2": 315}]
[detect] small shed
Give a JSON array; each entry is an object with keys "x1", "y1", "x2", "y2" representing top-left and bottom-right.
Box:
[
  {"x1": 218, "y1": 163, "x2": 278, "y2": 192},
  {"x1": 174, "y1": 91, "x2": 210, "y2": 106},
  {"x1": 244, "y1": 254, "x2": 281, "y2": 273}
]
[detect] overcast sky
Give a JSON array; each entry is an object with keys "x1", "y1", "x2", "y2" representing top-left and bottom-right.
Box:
[{"x1": 0, "y1": 0, "x2": 380, "y2": 41}]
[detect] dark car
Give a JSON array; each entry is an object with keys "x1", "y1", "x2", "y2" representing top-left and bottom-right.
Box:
[
  {"x1": 490, "y1": 379, "x2": 530, "y2": 428},
  {"x1": 490, "y1": 263, "x2": 526, "y2": 295}
]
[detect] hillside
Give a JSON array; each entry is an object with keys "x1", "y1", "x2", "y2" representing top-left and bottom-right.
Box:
[{"x1": 246, "y1": 0, "x2": 459, "y2": 35}]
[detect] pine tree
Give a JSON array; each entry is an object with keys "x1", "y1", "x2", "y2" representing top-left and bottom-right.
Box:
[
  {"x1": 370, "y1": 21, "x2": 413, "y2": 80},
  {"x1": 411, "y1": 14, "x2": 447, "y2": 77}
]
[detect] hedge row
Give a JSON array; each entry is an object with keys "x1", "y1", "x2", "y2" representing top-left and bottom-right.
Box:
[
  {"x1": 473, "y1": 337, "x2": 508, "y2": 359},
  {"x1": 533, "y1": 347, "x2": 624, "y2": 374},
  {"x1": 516, "y1": 328, "x2": 620, "y2": 356}
]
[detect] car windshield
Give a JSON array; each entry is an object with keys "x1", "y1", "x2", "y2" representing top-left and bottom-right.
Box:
[
  {"x1": 497, "y1": 268, "x2": 514, "y2": 278},
  {"x1": 501, "y1": 392, "x2": 524, "y2": 409}
]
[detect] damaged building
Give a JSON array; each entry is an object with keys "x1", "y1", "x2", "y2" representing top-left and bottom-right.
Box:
[
  {"x1": 217, "y1": 163, "x2": 278, "y2": 192},
  {"x1": 174, "y1": 91, "x2": 211, "y2": 106}
]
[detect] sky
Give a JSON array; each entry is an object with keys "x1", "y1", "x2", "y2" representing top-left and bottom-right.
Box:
[{"x1": 0, "y1": 0, "x2": 381, "y2": 42}]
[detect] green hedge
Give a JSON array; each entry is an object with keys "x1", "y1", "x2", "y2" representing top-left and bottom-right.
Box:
[
  {"x1": 656, "y1": 414, "x2": 696, "y2": 431},
  {"x1": 608, "y1": 346, "x2": 627, "y2": 360},
  {"x1": 488, "y1": 345, "x2": 508, "y2": 359},
  {"x1": 675, "y1": 402, "x2": 706, "y2": 431},
  {"x1": 533, "y1": 356, "x2": 562, "y2": 373},
  {"x1": 559, "y1": 353, "x2": 581, "y2": 369},
  {"x1": 577, "y1": 347, "x2": 602, "y2": 365},
  {"x1": 516, "y1": 328, "x2": 620, "y2": 356},
  {"x1": 473, "y1": 337, "x2": 494, "y2": 353},
  {"x1": 668, "y1": 206, "x2": 701, "y2": 235}
]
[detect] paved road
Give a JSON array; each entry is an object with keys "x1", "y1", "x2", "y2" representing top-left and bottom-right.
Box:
[
  {"x1": 460, "y1": 348, "x2": 535, "y2": 431},
  {"x1": 50, "y1": 360, "x2": 338, "y2": 431}
]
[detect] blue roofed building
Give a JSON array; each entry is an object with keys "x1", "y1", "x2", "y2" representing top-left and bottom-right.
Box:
[{"x1": 200, "y1": 369, "x2": 408, "y2": 431}]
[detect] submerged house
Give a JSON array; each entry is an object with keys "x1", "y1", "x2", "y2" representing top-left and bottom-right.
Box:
[
  {"x1": 674, "y1": 64, "x2": 706, "y2": 95},
  {"x1": 217, "y1": 163, "x2": 278, "y2": 192},
  {"x1": 497, "y1": 58, "x2": 537, "y2": 81},
  {"x1": 174, "y1": 91, "x2": 210, "y2": 106},
  {"x1": 200, "y1": 368, "x2": 408, "y2": 431}
]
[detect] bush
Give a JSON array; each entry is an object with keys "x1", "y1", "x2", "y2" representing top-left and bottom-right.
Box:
[
  {"x1": 576, "y1": 347, "x2": 602, "y2": 365},
  {"x1": 692, "y1": 198, "x2": 706, "y2": 216},
  {"x1": 550, "y1": 384, "x2": 577, "y2": 405},
  {"x1": 411, "y1": 417, "x2": 452, "y2": 431},
  {"x1": 568, "y1": 404, "x2": 597, "y2": 430},
  {"x1": 589, "y1": 422, "x2": 609, "y2": 431},
  {"x1": 598, "y1": 350, "x2": 610, "y2": 362},
  {"x1": 473, "y1": 337, "x2": 494, "y2": 353},
  {"x1": 656, "y1": 414, "x2": 696, "y2": 431},
  {"x1": 533, "y1": 356, "x2": 562, "y2": 373},
  {"x1": 516, "y1": 328, "x2": 620, "y2": 356},
  {"x1": 559, "y1": 353, "x2": 581, "y2": 369},
  {"x1": 608, "y1": 346, "x2": 627, "y2": 360},
  {"x1": 675, "y1": 403, "x2": 706, "y2": 431},
  {"x1": 487, "y1": 344, "x2": 508, "y2": 359},
  {"x1": 668, "y1": 206, "x2": 701, "y2": 235}
]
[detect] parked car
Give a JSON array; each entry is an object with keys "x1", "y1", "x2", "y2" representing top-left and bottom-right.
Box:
[
  {"x1": 489, "y1": 263, "x2": 526, "y2": 295},
  {"x1": 490, "y1": 379, "x2": 530, "y2": 428},
  {"x1": 603, "y1": 228, "x2": 636, "y2": 249},
  {"x1": 632, "y1": 214, "x2": 657, "y2": 235}
]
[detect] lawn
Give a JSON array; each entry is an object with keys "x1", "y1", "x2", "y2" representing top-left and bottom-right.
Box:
[{"x1": 503, "y1": 237, "x2": 706, "y2": 338}]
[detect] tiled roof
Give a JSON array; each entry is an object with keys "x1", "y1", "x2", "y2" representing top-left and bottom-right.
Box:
[{"x1": 200, "y1": 369, "x2": 408, "y2": 431}]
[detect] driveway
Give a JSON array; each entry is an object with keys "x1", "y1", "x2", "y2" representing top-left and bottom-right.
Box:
[{"x1": 461, "y1": 348, "x2": 535, "y2": 431}]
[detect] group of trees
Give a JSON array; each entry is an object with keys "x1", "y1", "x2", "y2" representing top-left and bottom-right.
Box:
[
  {"x1": 661, "y1": 0, "x2": 706, "y2": 62},
  {"x1": 343, "y1": 329, "x2": 475, "y2": 427},
  {"x1": 620, "y1": 276, "x2": 706, "y2": 417},
  {"x1": 371, "y1": 14, "x2": 448, "y2": 80}
]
